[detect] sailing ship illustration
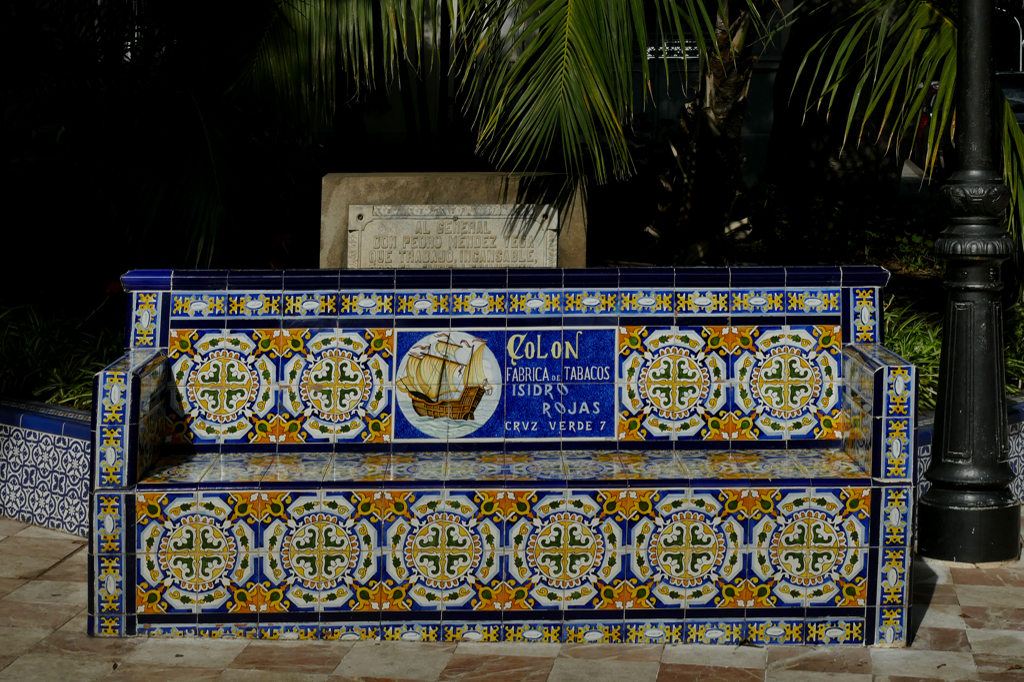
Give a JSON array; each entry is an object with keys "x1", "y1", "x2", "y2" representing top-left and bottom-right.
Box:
[{"x1": 397, "y1": 334, "x2": 493, "y2": 420}]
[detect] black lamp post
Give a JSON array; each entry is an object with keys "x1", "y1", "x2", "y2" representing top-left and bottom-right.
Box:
[{"x1": 917, "y1": 0, "x2": 1021, "y2": 562}]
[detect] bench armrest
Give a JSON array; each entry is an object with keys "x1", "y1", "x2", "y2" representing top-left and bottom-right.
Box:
[
  {"x1": 843, "y1": 344, "x2": 916, "y2": 481},
  {"x1": 92, "y1": 350, "x2": 167, "y2": 490}
]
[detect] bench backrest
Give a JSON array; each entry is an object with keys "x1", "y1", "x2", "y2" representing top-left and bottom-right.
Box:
[{"x1": 119, "y1": 266, "x2": 888, "y2": 455}]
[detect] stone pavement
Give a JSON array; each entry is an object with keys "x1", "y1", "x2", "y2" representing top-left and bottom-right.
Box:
[{"x1": 1, "y1": 517, "x2": 1023, "y2": 682}]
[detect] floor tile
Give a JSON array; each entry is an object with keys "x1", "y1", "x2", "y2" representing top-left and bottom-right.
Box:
[
  {"x1": 36, "y1": 547, "x2": 88, "y2": 582},
  {"x1": 437, "y1": 653, "x2": 554, "y2": 682},
  {"x1": 558, "y1": 643, "x2": 663, "y2": 661},
  {"x1": 0, "y1": 599, "x2": 81, "y2": 630},
  {"x1": 104, "y1": 663, "x2": 224, "y2": 681},
  {"x1": 870, "y1": 649, "x2": 979, "y2": 681},
  {"x1": 957, "y1": 585, "x2": 1024, "y2": 609},
  {"x1": 122, "y1": 638, "x2": 250, "y2": 669},
  {"x1": 1, "y1": 579, "x2": 87, "y2": 605},
  {"x1": 961, "y1": 606, "x2": 1024, "y2": 631},
  {"x1": 546, "y1": 658, "x2": 660, "y2": 682},
  {"x1": 216, "y1": 670, "x2": 330, "y2": 682},
  {"x1": 656, "y1": 664, "x2": 764, "y2": 682},
  {"x1": 14, "y1": 527, "x2": 86, "y2": 542},
  {"x1": 29, "y1": 614, "x2": 139, "y2": 661},
  {"x1": 913, "y1": 583, "x2": 960, "y2": 606},
  {"x1": 766, "y1": 646, "x2": 872, "y2": 674},
  {"x1": 909, "y1": 626, "x2": 973, "y2": 652},
  {"x1": 454, "y1": 643, "x2": 562, "y2": 658},
  {"x1": 764, "y1": 673, "x2": 871, "y2": 682},
  {"x1": 0, "y1": 521, "x2": 29, "y2": 537},
  {"x1": 0, "y1": 538, "x2": 82, "y2": 579},
  {"x1": 915, "y1": 559, "x2": 954, "y2": 586},
  {"x1": 965, "y1": 628, "x2": 1024, "y2": 654},
  {"x1": 0, "y1": 652, "x2": 114, "y2": 682},
  {"x1": 228, "y1": 641, "x2": 353, "y2": 674},
  {"x1": 0, "y1": 626, "x2": 52, "y2": 657},
  {"x1": 332, "y1": 642, "x2": 457, "y2": 681},
  {"x1": 0, "y1": 581, "x2": 26, "y2": 600},
  {"x1": 915, "y1": 603, "x2": 968, "y2": 630},
  {"x1": 661, "y1": 644, "x2": 766, "y2": 669},
  {"x1": 952, "y1": 568, "x2": 1024, "y2": 587},
  {"x1": 972, "y1": 653, "x2": 1024, "y2": 682}
]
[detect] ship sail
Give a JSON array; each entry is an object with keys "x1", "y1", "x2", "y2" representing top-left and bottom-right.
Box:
[{"x1": 464, "y1": 343, "x2": 489, "y2": 389}]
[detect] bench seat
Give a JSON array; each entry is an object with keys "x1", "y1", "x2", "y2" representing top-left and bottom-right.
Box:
[
  {"x1": 138, "y1": 449, "x2": 870, "y2": 488},
  {"x1": 89, "y1": 266, "x2": 916, "y2": 646}
]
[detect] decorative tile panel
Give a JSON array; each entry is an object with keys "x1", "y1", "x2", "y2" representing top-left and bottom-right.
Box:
[
  {"x1": 95, "y1": 367, "x2": 131, "y2": 489},
  {"x1": 397, "y1": 291, "x2": 451, "y2": 316},
  {"x1": 676, "y1": 290, "x2": 730, "y2": 315},
  {"x1": 171, "y1": 293, "x2": 226, "y2": 319},
  {"x1": 135, "y1": 491, "x2": 258, "y2": 616},
  {"x1": 0, "y1": 424, "x2": 90, "y2": 536},
  {"x1": 750, "y1": 488, "x2": 871, "y2": 609},
  {"x1": 787, "y1": 290, "x2": 841, "y2": 315},
  {"x1": 851, "y1": 288, "x2": 881, "y2": 344},
  {"x1": 226, "y1": 293, "x2": 283, "y2": 318},
  {"x1": 806, "y1": 617, "x2": 865, "y2": 645},
  {"x1": 618, "y1": 327, "x2": 728, "y2": 441},
  {"x1": 131, "y1": 292, "x2": 162, "y2": 348},
  {"x1": 451, "y1": 291, "x2": 505, "y2": 316},
  {"x1": 733, "y1": 326, "x2": 843, "y2": 439},
  {"x1": 338, "y1": 292, "x2": 394, "y2": 317},
  {"x1": 876, "y1": 606, "x2": 908, "y2": 646},
  {"x1": 508, "y1": 291, "x2": 562, "y2": 315},
  {"x1": 283, "y1": 293, "x2": 338, "y2": 317},
  {"x1": 279, "y1": 329, "x2": 392, "y2": 444},
  {"x1": 730, "y1": 290, "x2": 785, "y2": 315},
  {"x1": 629, "y1": 489, "x2": 744, "y2": 608},
  {"x1": 262, "y1": 491, "x2": 378, "y2": 612},
  {"x1": 619, "y1": 290, "x2": 674, "y2": 315}
]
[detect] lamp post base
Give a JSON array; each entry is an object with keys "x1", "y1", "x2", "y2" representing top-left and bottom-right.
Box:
[{"x1": 918, "y1": 488, "x2": 1021, "y2": 563}]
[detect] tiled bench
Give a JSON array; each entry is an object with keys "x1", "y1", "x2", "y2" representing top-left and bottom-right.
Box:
[{"x1": 89, "y1": 266, "x2": 916, "y2": 646}]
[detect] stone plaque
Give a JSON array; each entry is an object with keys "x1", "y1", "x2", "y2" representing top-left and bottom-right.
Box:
[{"x1": 347, "y1": 204, "x2": 558, "y2": 269}]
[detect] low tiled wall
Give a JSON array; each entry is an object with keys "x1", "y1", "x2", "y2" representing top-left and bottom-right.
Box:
[
  {"x1": 916, "y1": 398, "x2": 1024, "y2": 503},
  {"x1": 0, "y1": 398, "x2": 91, "y2": 537}
]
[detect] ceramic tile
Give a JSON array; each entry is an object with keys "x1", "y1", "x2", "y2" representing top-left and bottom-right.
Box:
[
  {"x1": 319, "y1": 622, "x2": 381, "y2": 640},
  {"x1": 261, "y1": 453, "x2": 331, "y2": 485},
  {"x1": 278, "y1": 328, "x2": 393, "y2": 445},
  {"x1": 131, "y1": 292, "x2": 163, "y2": 349},
  {"x1": 851, "y1": 287, "x2": 881, "y2": 344},
  {"x1": 505, "y1": 453, "x2": 567, "y2": 483},
  {"x1": 260, "y1": 490, "x2": 379, "y2": 613},
  {"x1": 324, "y1": 452, "x2": 391, "y2": 484},
  {"x1": 622, "y1": 620, "x2": 686, "y2": 643},
  {"x1": 733, "y1": 325, "x2": 842, "y2": 441},
  {"x1": 199, "y1": 454, "x2": 275, "y2": 486},
  {"x1": 805, "y1": 616, "x2": 866, "y2": 645},
  {"x1": 445, "y1": 451, "x2": 506, "y2": 484},
  {"x1": 618, "y1": 452, "x2": 687, "y2": 484},
  {"x1": 626, "y1": 489, "x2": 745, "y2": 610},
  {"x1": 393, "y1": 328, "x2": 504, "y2": 442},
  {"x1": 618, "y1": 327, "x2": 730, "y2": 442},
  {"x1": 441, "y1": 621, "x2": 503, "y2": 642},
  {"x1": 140, "y1": 453, "x2": 219, "y2": 487}
]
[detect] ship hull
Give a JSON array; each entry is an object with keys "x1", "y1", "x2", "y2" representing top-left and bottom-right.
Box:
[{"x1": 410, "y1": 386, "x2": 486, "y2": 420}]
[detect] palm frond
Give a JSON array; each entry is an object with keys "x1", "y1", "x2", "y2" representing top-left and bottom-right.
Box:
[
  {"x1": 458, "y1": 0, "x2": 776, "y2": 183},
  {"x1": 247, "y1": 0, "x2": 451, "y2": 127},
  {"x1": 797, "y1": 0, "x2": 1024, "y2": 248}
]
